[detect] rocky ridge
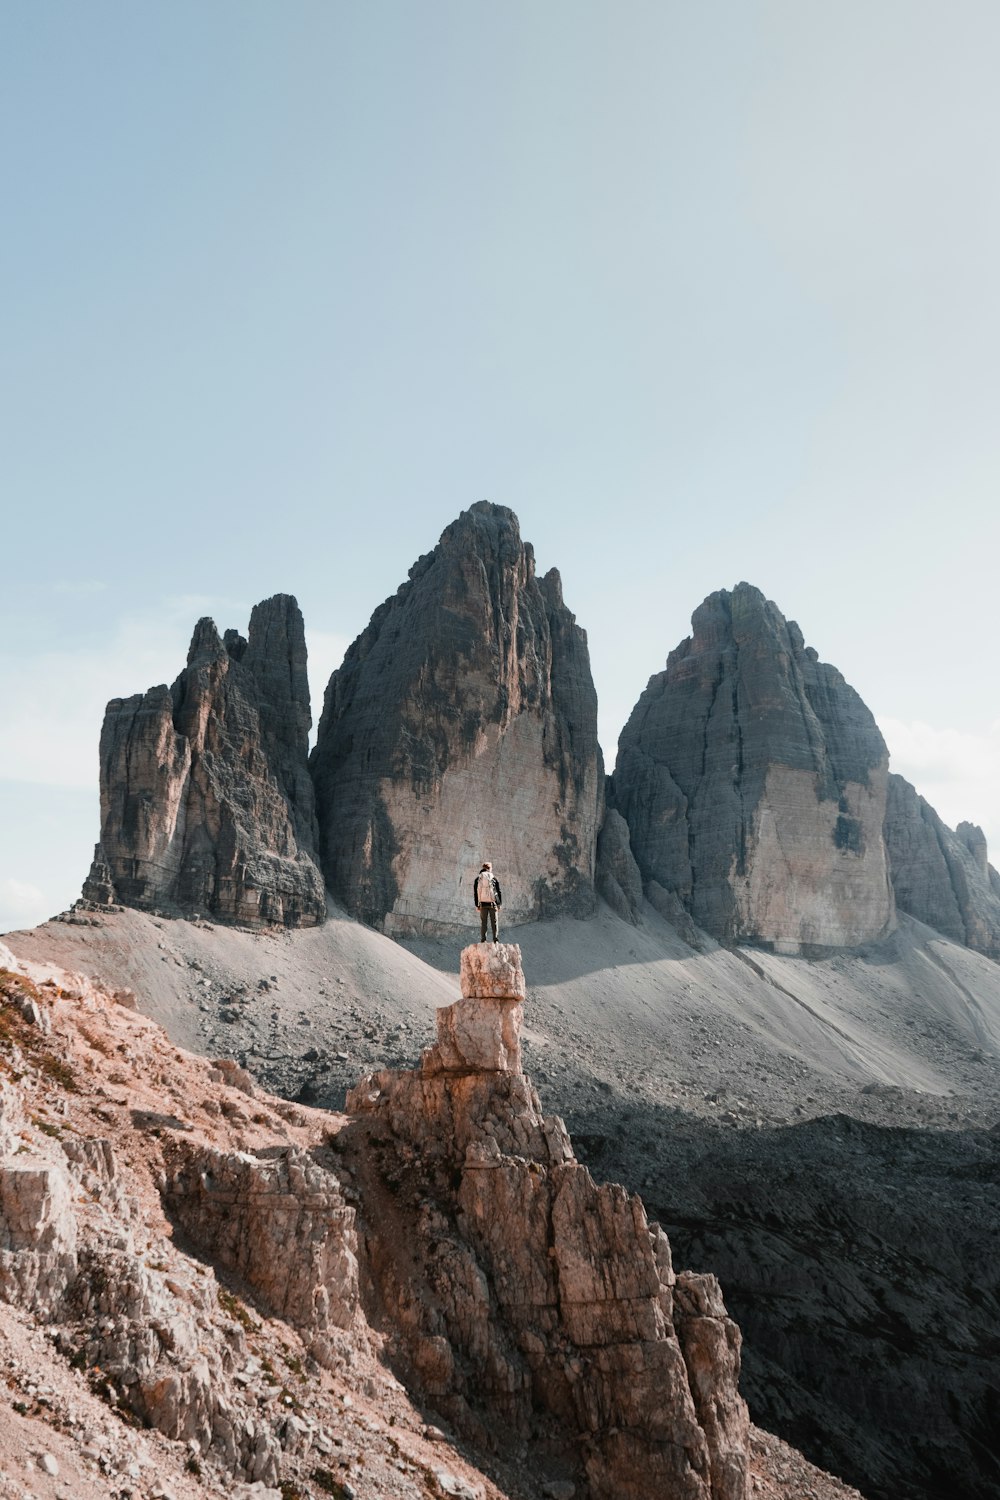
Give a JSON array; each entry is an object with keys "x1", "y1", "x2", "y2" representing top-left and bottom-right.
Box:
[
  {"x1": 310, "y1": 503, "x2": 604, "y2": 935},
  {"x1": 611, "y1": 583, "x2": 896, "y2": 952},
  {"x1": 0, "y1": 935, "x2": 860, "y2": 1500},
  {"x1": 83, "y1": 595, "x2": 325, "y2": 930}
]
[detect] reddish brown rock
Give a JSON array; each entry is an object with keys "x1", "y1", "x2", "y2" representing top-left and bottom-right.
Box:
[{"x1": 345, "y1": 947, "x2": 749, "y2": 1500}]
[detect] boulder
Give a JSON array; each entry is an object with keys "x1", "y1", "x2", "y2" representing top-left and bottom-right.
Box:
[
  {"x1": 310, "y1": 503, "x2": 604, "y2": 934},
  {"x1": 613, "y1": 583, "x2": 896, "y2": 951},
  {"x1": 423, "y1": 995, "x2": 523, "y2": 1076},
  {"x1": 82, "y1": 595, "x2": 325, "y2": 928},
  {"x1": 459, "y1": 941, "x2": 526, "y2": 1000}
]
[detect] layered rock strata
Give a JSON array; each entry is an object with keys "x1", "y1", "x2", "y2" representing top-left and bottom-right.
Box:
[
  {"x1": 163, "y1": 1141, "x2": 362, "y2": 1360},
  {"x1": 613, "y1": 583, "x2": 895, "y2": 951},
  {"x1": 82, "y1": 595, "x2": 325, "y2": 927},
  {"x1": 884, "y1": 773, "x2": 1000, "y2": 959},
  {"x1": 345, "y1": 943, "x2": 750, "y2": 1500},
  {"x1": 310, "y1": 503, "x2": 604, "y2": 934}
]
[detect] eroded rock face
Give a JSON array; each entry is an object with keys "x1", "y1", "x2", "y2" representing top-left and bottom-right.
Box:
[
  {"x1": 82, "y1": 595, "x2": 325, "y2": 928},
  {"x1": 162, "y1": 1141, "x2": 362, "y2": 1356},
  {"x1": 613, "y1": 584, "x2": 895, "y2": 951},
  {"x1": 424, "y1": 943, "x2": 525, "y2": 1074},
  {"x1": 0, "y1": 1158, "x2": 78, "y2": 1319},
  {"x1": 884, "y1": 773, "x2": 1000, "y2": 960},
  {"x1": 310, "y1": 503, "x2": 604, "y2": 935},
  {"x1": 345, "y1": 945, "x2": 750, "y2": 1500}
]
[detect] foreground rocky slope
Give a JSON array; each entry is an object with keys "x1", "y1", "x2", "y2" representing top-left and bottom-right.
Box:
[
  {"x1": 0, "y1": 934, "x2": 856, "y2": 1500},
  {"x1": 310, "y1": 503, "x2": 604, "y2": 934},
  {"x1": 612, "y1": 583, "x2": 896, "y2": 951},
  {"x1": 8, "y1": 899, "x2": 1000, "y2": 1500},
  {"x1": 83, "y1": 595, "x2": 325, "y2": 929}
]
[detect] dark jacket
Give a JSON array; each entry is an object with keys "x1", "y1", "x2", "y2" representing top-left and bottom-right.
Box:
[{"x1": 473, "y1": 873, "x2": 502, "y2": 908}]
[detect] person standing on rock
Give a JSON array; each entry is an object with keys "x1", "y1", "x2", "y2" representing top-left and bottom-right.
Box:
[{"x1": 474, "y1": 861, "x2": 502, "y2": 942}]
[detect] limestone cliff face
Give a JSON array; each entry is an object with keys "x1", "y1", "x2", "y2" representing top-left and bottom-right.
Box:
[
  {"x1": 345, "y1": 944, "x2": 750, "y2": 1500},
  {"x1": 310, "y1": 503, "x2": 604, "y2": 935},
  {"x1": 884, "y1": 773, "x2": 1000, "y2": 959},
  {"x1": 613, "y1": 584, "x2": 895, "y2": 951},
  {"x1": 82, "y1": 595, "x2": 325, "y2": 928}
]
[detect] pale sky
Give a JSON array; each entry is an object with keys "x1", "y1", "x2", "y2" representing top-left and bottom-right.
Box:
[{"x1": 2, "y1": 2, "x2": 999, "y2": 931}]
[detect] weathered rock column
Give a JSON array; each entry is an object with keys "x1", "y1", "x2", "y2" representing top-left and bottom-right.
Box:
[
  {"x1": 421, "y1": 943, "x2": 526, "y2": 1075},
  {"x1": 345, "y1": 944, "x2": 750, "y2": 1500}
]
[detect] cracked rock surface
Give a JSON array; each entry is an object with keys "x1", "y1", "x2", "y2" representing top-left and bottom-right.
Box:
[
  {"x1": 310, "y1": 503, "x2": 604, "y2": 935},
  {"x1": 82, "y1": 595, "x2": 325, "y2": 929},
  {"x1": 613, "y1": 582, "x2": 895, "y2": 951}
]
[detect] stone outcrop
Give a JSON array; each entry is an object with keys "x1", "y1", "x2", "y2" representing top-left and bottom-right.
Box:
[
  {"x1": 82, "y1": 595, "x2": 325, "y2": 928},
  {"x1": 310, "y1": 503, "x2": 604, "y2": 935},
  {"x1": 345, "y1": 944, "x2": 750, "y2": 1500},
  {"x1": 0, "y1": 1156, "x2": 78, "y2": 1319},
  {"x1": 163, "y1": 1141, "x2": 362, "y2": 1359},
  {"x1": 613, "y1": 584, "x2": 895, "y2": 951},
  {"x1": 884, "y1": 773, "x2": 1000, "y2": 959}
]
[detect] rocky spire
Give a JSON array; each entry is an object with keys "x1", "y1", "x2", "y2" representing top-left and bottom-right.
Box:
[
  {"x1": 884, "y1": 775, "x2": 1000, "y2": 959},
  {"x1": 310, "y1": 502, "x2": 604, "y2": 934},
  {"x1": 611, "y1": 583, "x2": 895, "y2": 951},
  {"x1": 346, "y1": 942, "x2": 751, "y2": 1499},
  {"x1": 82, "y1": 594, "x2": 326, "y2": 927}
]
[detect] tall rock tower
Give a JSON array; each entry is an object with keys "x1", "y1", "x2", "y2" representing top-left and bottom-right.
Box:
[
  {"x1": 613, "y1": 583, "x2": 896, "y2": 951},
  {"x1": 82, "y1": 594, "x2": 326, "y2": 928},
  {"x1": 310, "y1": 502, "x2": 604, "y2": 934}
]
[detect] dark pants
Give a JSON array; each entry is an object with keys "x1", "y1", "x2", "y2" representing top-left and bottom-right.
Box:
[{"x1": 479, "y1": 903, "x2": 498, "y2": 941}]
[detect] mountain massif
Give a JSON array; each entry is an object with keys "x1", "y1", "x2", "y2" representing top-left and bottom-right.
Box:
[
  {"x1": 9, "y1": 500, "x2": 999, "y2": 1500},
  {"x1": 77, "y1": 503, "x2": 1000, "y2": 965},
  {"x1": 83, "y1": 594, "x2": 325, "y2": 928}
]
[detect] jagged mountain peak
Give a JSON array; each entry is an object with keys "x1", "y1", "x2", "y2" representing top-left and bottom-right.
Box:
[
  {"x1": 82, "y1": 593, "x2": 324, "y2": 928},
  {"x1": 612, "y1": 583, "x2": 895, "y2": 950},
  {"x1": 310, "y1": 505, "x2": 603, "y2": 934}
]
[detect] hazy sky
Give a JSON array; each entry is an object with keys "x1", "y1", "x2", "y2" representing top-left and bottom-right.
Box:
[{"x1": 3, "y1": 1, "x2": 999, "y2": 931}]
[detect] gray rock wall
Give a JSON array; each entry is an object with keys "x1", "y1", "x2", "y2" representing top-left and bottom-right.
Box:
[
  {"x1": 613, "y1": 584, "x2": 895, "y2": 951},
  {"x1": 310, "y1": 502, "x2": 604, "y2": 934},
  {"x1": 82, "y1": 594, "x2": 325, "y2": 927},
  {"x1": 884, "y1": 773, "x2": 1000, "y2": 959}
]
